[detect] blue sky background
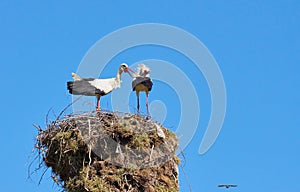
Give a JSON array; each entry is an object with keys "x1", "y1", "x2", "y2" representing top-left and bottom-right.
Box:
[{"x1": 1, "y1": 1, "x2": 299, "y2": 192}]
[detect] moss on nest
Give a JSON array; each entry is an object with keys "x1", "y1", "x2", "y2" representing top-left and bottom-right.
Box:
[{"x1": 34, "y1": 111, "x2": 180, "y2": 192}]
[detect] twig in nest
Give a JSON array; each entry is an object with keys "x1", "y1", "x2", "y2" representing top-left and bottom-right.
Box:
[
  {"x1": 46, "y1": 107, "x2": 53, "y2": 127},
  {"x1": 149, "y1": 145, "x2": 154, "y2": 162},
  {"x1": 178, "y1": 146, "x2": 186, "y2": 167},
  {"x1": 84, "y1": 119, "x2": 92, "y2": 190},
  {"x1": 179, "y1": 163, "x2": 192, "y2": 192},
  {"x1": 33, "y1": 124, "x2": 43, "y2": 132},
  {"x1": 56, "y1": 95, "x2": 82, "y2": 121},
  {"x1": 28, "y1": 137, "x2": 46, "y2": 182},
  {"x1": 38, "y1": 167, "x2": 49, "y2": 185},
  {"x1": 27, "y1": 154, "x2": 40, "y2": 181},
  {"x1": 87, "y1": 119, "x2": 92, "y2": 167}
]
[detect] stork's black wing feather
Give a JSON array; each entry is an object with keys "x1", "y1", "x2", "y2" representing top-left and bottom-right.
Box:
[
  {"x1": 67, "y1": 80, "x2": 105, "y2": 96},
  {"x1": 132, "y1": 77, "x2": 153, "y2": 91}
]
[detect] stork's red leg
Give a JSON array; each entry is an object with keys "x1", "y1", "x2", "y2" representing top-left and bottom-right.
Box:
[
  {"x1": 136, "y1": 91, "x2": 140, "y2": 114},
  {"x1": 96, "y1": 96, "x2": 101, "y2": 111},
  {"x1": 146, "y1": 92, "x2": 149, "y2": 115}
]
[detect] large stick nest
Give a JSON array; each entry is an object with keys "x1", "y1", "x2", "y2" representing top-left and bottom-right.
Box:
[{"x1": 34, "y1": 111, "x2": 180, "y2": 192}]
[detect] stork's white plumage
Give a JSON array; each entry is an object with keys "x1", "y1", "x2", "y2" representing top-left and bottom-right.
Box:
[
  {"x1": 136, "y1": 64, "x2": 151, "y2": 77},
  {"x1": 132, "y1": 64, "x2": 153, "y2": 115},
  {"x1": 67, "y1": 63, "x2": 131, "y2": 110}
]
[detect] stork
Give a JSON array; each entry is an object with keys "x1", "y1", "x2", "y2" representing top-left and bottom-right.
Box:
[
  {"x1": 132, "y1": 64, "x2": 153, "y2": 115},
  {"x1": 218, "y1": 184, "x2": 237, "y2": 189},
  {"x1": 67, "y1": 63, "x2": 132, "y2": 111}
]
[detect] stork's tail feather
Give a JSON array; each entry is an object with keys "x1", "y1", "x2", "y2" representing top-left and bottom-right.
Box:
[
  {"x1": 67, "y1": 81, "x2": 74, "y2": 94},
  {"x1": 71, "y1": 73, "x2": 82, "y2": 81}
]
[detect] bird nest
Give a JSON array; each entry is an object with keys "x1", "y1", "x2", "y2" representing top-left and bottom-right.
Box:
[{"x1": 33, "y1": 111, "x2": 180, "y2": 192}]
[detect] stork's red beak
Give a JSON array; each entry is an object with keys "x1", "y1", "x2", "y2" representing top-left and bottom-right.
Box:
[{"x1": 125, "y1": 67, "x2": 136, "y2": 78}]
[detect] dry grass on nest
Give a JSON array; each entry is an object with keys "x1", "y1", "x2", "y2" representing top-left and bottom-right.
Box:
[{"x1": 32, "y1": 111, "x2": 180, "y2": 192}]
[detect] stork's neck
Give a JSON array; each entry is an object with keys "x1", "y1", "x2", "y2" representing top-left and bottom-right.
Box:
[{"x1": 115, "y1": 70, "x2": 123, "y2": 88}]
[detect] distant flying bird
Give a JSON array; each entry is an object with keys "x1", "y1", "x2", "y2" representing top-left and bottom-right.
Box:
[
  {"x1": 67, "y1": 63, "x2": 131, "y2": 111},
  {"x1": 218, "y1": 184, "x2": 237, "y2": 189},
  {"x1": 132, "y1": 64, "x2": 153, "y2": 115}
]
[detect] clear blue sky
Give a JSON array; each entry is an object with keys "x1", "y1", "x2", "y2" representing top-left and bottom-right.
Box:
[{"x1": 1, "y1": 1, "x2": 299, "y2": 192}]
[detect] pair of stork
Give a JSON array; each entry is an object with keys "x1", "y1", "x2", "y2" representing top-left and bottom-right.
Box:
[{"x1": 67, "y1": 63, "x2": 153, "y2": 115}]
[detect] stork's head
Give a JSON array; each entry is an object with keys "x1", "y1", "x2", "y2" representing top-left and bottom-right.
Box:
[
  {"x1": 119, "y1": 63, "x2": 136, "y2": 77},
  {"x1": 137, "y1": 63, "x2": 151, "y2": 77},
  {"x1": 119, "y1": 63, "x2": 129, "y2": 73}
]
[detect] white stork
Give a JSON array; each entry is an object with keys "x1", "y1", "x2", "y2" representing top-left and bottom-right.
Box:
[
  {"x1": 132, "y1": 64, "x2": 153, "y2": 115},
  {"x1": 67, "y1": 63, "x2": 132, "y2": 111},
  {"x1": 218, "y1": 184, "x2": 237, "y2": 189}
]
